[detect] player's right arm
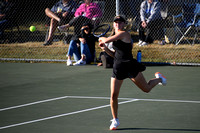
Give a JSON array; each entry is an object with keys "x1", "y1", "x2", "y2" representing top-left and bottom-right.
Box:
[{"x1": 99, "y1": 40, "x2": 115, "y2": 58}]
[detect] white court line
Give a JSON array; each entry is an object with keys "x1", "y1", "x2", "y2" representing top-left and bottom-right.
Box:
[
  {"x1": 67, "y1": 96, "x2": 200, "y2": 104},
  {"x1": 0, "y1": 99, "x2": 139, "y2": 130},
  {"x1": 139, "y1": 98, "x2": 200, "y2": 104},
  {"x1": 0, "y1": 96, "x2": 127, "y2": 112},
  {"x1": 1, "y1": 96, "x2": 200, "y2": 112},
  {"x1": 0, "y1": 96, "x2": 69, "y2": 112}
]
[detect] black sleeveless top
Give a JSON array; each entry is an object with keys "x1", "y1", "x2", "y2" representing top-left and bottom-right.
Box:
[{"x1": 112, "y1": 40, "x2": 146, "y2": 80}]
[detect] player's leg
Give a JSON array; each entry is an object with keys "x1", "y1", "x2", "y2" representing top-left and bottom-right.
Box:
[
  {"x1": 110, "y1": 77, "x2": 123, "y2": 119},
  {"x1": 130, "y1": 72, "x2": 161, "y2": 93},
  {"x1": 138, "y1": 22, "x2": 146, "y2": 42},
  {"x1": 47, "y1": 18, "x2": 58, "y2": 42},
  {"x1": 45, "y1": 8, "x2": 60, "y2": 22},
  {"x1": 109, "y1": 77, "x2": 123, "y2": 130},
  {"x1": 44, "y1": 8, "x2": 60, "y2": 46},
  {"x1": 145, "y1": 21, "x2": 154, "y2": 44},
  {"x1": 80, "y1": 42, "x2": 92, "y2": 63},
  {"x1": 66, "y1": 40, "x2": 81, "y2": 66}
]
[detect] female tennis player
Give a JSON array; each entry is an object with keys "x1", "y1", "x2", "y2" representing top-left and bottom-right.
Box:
[{"x1": 98, "y1": 15, "x2": 167, "y2": 130}]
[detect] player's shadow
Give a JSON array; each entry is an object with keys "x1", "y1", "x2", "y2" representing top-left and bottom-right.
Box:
[{"x1": 117, "y1": 127, "x2": 200, "y2": 132}]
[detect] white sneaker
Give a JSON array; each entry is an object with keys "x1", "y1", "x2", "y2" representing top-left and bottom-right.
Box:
[
  {"x1": 140, "y1": 41, "x2": 148, "y2": 46},
  {"x1": 57, "y1": 26, "x2": 68, "y2": 32},
  {"x1": 155, "y1": 72, "x2": 167, "y2": 86},
  {"x1": 66, "y1": 59, "x2": 72, "y2": 66},
  {"x1": 73, "y1": 59, "x2": 86, "y2": 66},
  {"x1": 109, "y1": 118, "x2": 120, "y2": 130},
  {"x1": 137, "y1": 40, "x2": 143, "y2": 46}
]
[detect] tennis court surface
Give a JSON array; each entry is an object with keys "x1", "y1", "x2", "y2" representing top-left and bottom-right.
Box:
[{"x1": 0, "y1": 63, "x2": 200, "y2": 133}]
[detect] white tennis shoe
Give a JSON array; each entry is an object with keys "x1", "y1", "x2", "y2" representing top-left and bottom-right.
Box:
[
  {"x1": 66, "y1": 59, "x2": 72, "y2": 66},
  {"x1": 137, "y1": 40, "x2": 143, "y2": 46},
  {"x1": 155, "y1": 72, "x2": 167, "y2": 86},
  {"x1": 110, "y1": 118, "x2": 120, "y2": 130},
  {"x1": 73, "y1": 59, "x2": 86, "y2": 66},
  {"x1": 140, "y1": 41, "x2": 148, "y2": 46}
]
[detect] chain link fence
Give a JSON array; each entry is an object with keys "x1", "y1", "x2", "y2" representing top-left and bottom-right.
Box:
[{"x1": 0, "y1": 0, "x2": 199, "y2": 65}]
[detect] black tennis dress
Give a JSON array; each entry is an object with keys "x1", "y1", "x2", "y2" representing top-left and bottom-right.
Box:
[{"x1": 112, "y1": 40, "x2": 146, "y2": 80}]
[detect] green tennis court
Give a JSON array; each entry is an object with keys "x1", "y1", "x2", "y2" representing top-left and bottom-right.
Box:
[{"x1": 0, "y1": 63, "x2": 200, "y2": 133}]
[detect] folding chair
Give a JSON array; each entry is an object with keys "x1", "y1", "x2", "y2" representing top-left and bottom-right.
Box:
[{"x1": 172, "y1": 3, "x2": 200, "y2": 45}]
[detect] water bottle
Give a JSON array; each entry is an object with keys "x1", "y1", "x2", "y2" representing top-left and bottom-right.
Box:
[{"x1": 137, "y1": 50, "x2": 142, "y2": 63}]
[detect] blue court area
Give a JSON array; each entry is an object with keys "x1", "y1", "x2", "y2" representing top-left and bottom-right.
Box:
[{"x1": 0, "y1": 63, "x2": 200, "y2": 133}]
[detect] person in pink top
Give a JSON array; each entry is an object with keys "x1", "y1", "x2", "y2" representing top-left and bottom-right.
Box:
[
  {"x1": 75, "y1": 0, "x2": 102, "y2": 20},
  {"x1": 58, "y1": 0, "x2": 103, "y2": 32}
]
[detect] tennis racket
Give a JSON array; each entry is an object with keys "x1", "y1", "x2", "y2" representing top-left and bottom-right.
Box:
[
  {"x1": 93, "y1": 24, "x2": 110, "y2": 38},
  {"x1": 93, "y1": 24, "x2": 110, "y2": 47}
]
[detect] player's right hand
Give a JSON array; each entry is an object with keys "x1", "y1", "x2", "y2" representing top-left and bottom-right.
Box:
[{"x1": 99, "y1": 42, "x2": 104, "y2": 47}]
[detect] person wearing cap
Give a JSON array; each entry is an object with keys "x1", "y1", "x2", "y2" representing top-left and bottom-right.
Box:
[
  {"x1": 66, "y1": 22, "x2": 98, "y2": 66},
  {"x1": 138, "y1": 0, "x2": 165, "y2": 46},
  {"x1": 99, "y1": 15, "x2": 167, "y2": 130}
]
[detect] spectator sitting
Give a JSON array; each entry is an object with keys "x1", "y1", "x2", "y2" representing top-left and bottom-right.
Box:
[
  {"x1": 58, "y1": 0, "x2": 102, "y2": 37},
  {"x1": 66, "y1": 22, "x2": 98, "y2": 66},
  {"x1": 97, "y1": 42, "x2": 114, "y2": 68},
  {"x1": 0, "y1": 0, "x2": 15, "y2": 40},
  {"x1": 137, "y1": 0, "x2": 165, "y2": 46},
  {"x1": 74, "y1": 0, "x2": 102, "y2": 26},
  {"x1": 43, "y1": 0, "x2": 78, "y2": 46}
]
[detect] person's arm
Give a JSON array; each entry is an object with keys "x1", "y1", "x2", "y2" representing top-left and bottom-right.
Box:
[
  {"x1": 74, "y1": 4, "x2": 84, "y2": 17},
  {"x1": 146, "y1": 2, "x2": 161, "y2": 23},
  {"x1": 140, "y1": 1, "x2": 146, "y2": 22},
  {"x1": 99, "y1": 31, "x2": 126, "y2": 44},
  {"x1": 91, "y1": 3, "x2": 102, "y2": 18},
  {"x1": 99, "y1": 43, "x2": 115, "y2": 58},
  {"x1": 98, "y1": 32, "x2": 128, "y2": 58}
]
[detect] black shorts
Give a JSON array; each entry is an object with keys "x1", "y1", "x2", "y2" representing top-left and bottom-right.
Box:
[{"x1": 112, "y1": 59, "x2": 146, "y2": 80}]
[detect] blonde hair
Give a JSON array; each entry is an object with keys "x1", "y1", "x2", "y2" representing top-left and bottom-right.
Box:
[{"x1": 110, "y1": 15, "x2": 133, "y2": 36}]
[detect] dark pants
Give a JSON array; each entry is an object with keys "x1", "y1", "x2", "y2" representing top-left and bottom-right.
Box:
[
  {"x1": 139, "y1": 19, "x2": 164, "y2": 43},
  {"x1": 99, "y1": 51, "x2": 114, "y2": 68}
]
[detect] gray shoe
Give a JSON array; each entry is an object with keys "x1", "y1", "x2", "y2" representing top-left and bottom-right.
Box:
[{"x1": 43, "y1": 40, "x2": 52, "y2": 46}]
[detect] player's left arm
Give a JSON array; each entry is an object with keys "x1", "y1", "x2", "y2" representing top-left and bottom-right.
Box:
[{"x1": 99, "y1": 31, "x2": 126, "y2": 43}]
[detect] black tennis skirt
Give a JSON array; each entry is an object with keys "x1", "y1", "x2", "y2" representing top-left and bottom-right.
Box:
[{"x1": 112, "y1": 59, "x2": 146, "y2": 80}]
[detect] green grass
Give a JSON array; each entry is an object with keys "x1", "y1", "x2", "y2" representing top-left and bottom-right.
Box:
[
  {"x1": 1, "y1": 23, "x2": 200, "y2": 64},
  {"x1": 1, "y1": 42, "x2": 200, "y2": 64}
]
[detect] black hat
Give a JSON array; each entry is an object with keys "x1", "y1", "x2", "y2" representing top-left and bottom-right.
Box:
[
  {"x1": 113, "y1": 16, "x2": 126, "y2": 23},
  {"x1": 82, "y1": 22, "x2": 94, "y2": 29}
]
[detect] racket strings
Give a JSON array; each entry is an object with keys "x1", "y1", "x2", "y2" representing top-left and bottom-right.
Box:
[{"x1": 93, "y1": 24, "x2": 110, "y2": 37}]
